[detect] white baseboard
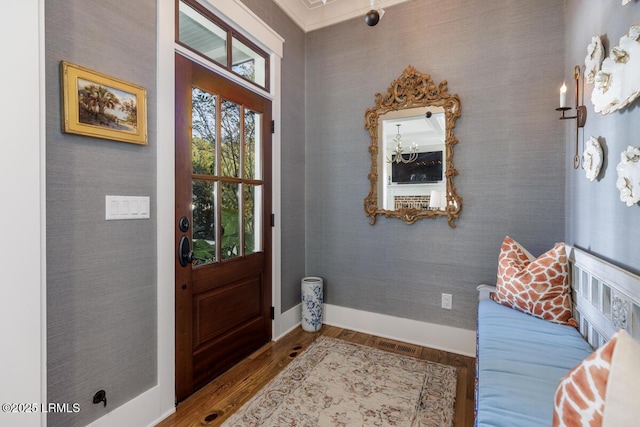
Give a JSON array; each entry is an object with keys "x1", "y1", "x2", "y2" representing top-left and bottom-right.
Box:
[
  {"x1": 324, "y1": 304, "x2": 476, "y2": 357},
  {"x1": 86, "y1": 385, "x2": 175, "y2": 427},
  {"x1": 276, "y1": 303, "x2": 476, "y2": 357}
]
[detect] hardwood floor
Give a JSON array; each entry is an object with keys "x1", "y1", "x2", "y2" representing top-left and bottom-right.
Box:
[{"x1": 156, "y1": 325, "x2": 476, "y2": 427}]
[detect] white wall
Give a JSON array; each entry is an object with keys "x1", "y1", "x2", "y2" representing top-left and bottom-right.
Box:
[{"x1": 0, "y1": 1, "x2": 45, "y2": 426}]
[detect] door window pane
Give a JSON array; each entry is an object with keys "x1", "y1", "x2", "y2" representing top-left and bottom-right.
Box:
[
  {"x1": 191, "y1": 88, "x2": 216, "y2": 175},
  {"x1": 244, "y1": 109, "x2": 261, "y2": 180},
  {"x1": 232, "y1": 37, "x2": 267, "y2": 88},
  {"x1": 178, "y1": 1, "x2": 227, "y2": 65},
  {"x1": 244, "y1": 184, "x2": 262, "y2": 254},
  {"x1": 221, "y1": 182, "x2": 241, "y2": 260},
  {"x1": 221, "y1": 100, "x2": 241, "y2": 178},
  {"x1": 192, "y1": 180, "x2": 217, "y2": 266}
]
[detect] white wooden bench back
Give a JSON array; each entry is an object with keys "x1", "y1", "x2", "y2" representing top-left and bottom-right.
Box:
[{"x1": 568, "y1": 246, "x2": 640, "y2": 348}]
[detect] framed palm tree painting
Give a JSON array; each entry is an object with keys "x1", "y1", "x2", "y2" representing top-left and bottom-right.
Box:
[{"x1": 61, "y1": 61, "x2": 147, "y2": 145}]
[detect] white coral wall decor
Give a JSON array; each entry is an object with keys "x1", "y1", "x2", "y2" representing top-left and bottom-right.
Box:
[
  {"x1": 616, "y1": 145, "x2": 640, "y2": 207},
  {"x1": 591, "y1": 24, "x2": 640, "y2": 115},
  {"x1": 583, "y1": 136, "x2": 604, "y2": 181},
  {"x1": 585, "y1": 36, "x2": 604, "y2": 84}
]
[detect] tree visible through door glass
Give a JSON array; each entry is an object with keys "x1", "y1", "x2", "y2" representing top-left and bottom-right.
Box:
[
  {"x1": 221, "y1": 100, "x2": 240, "y2": 178},
  {"x1": 243, "y1": 108, "x2": 262, "y2": 254},
  {"x1": 191, "y1": 88, "x2": 216, "y2": 175},
  {"x1": 192, "y1": 180, "x2": 216, "y2": 265},
  {"x1": 190, "y1": 91, "x2": 263, "y2": 265},
  {"x1": 221, "y1": 182, "x2": 240, "y2": 260},
  {"x1": 191, "y1": 87, "x2": 218, "y2": 266}
]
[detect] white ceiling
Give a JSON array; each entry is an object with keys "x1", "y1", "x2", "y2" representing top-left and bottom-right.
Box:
[{"x1": 272, "y1": 0, "x2": 412, "y2": 32}]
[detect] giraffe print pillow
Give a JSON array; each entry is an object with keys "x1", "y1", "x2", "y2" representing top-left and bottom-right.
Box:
[
  {"x1": 554, "y1": 329, "x2": 640, "y2": 427},
  {"x1": 491, "y1": 236, "x2": 578, "y2": 326},
  {"x1": 552, "y1": 333, "x2": 618, "y2": 426}
]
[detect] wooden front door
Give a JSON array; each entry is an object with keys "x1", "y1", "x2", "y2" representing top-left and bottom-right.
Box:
[{"x1": 175, "y1": 53, "x2": 272, "y2": 402}]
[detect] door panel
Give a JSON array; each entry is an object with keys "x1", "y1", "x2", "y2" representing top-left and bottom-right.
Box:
[
  {"x1": 193, "y1": 276, "x2": 262, "y2": 347},
  {"x1": 175, "y1": 53, "x2": 272, "y2": 402}
]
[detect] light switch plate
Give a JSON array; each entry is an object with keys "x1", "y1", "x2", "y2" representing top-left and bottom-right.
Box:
[{"x1": 106, "y1": 195, "x2": 150, "y2": 220}]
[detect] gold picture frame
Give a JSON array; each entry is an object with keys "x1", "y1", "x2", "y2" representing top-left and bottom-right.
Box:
[{"x1": 61, "y1": 61, "x2": 147, "y2": 145}]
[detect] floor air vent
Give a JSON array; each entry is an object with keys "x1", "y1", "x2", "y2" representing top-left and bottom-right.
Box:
[
  {"x1": 376, "y1": 340, "x2": 396, "y2": 350},
  {"x1": 372, "y1": 338, "x2": 420, "y2": 357}
]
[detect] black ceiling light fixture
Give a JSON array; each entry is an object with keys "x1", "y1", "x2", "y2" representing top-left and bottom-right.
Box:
[
  {"x1": 365, "y1": 9, "x2": 380, "y2": 26},
  {"x1": 365, "y1": 0, "x2": 385, "y2": 26},
  {"x1": 320, "y1": 0, "x2": 386, "y2": 27}
]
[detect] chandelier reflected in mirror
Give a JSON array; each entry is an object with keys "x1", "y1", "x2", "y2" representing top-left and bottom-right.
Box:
[{"x1": 386, "y1": 124, "x2": 418, "y2": 164}]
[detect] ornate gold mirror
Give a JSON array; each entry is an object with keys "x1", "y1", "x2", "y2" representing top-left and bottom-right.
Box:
[{"x1": 364, "y1": 66, "x2": 462, "y2": 227}]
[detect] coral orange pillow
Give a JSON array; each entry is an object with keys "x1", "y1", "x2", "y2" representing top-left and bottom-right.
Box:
[
  {"x1": 553, "y1": 333, "x2": 617, "y2": 426},
  {"x1": 491, "y1": 236, "x2": 577, "y2": 326},
  {"x1": 553, "y1": 329, "x2": 640, "y2": 427}
]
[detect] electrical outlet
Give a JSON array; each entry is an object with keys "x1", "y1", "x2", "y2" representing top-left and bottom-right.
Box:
[{"x1": 441, "y1": 293, "x2": 452, "y2": 310}]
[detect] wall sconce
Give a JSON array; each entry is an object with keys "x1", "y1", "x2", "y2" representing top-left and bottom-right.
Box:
[{"x1": 556, "y1": 65, "x2": 587, "y2": 169}]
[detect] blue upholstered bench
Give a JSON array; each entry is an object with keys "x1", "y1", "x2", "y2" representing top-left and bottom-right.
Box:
[{"x1": 475, "y1": 297, "x2": 593, "y2": 427}]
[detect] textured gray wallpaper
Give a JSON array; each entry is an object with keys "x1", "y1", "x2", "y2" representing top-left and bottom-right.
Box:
[
  {"x1": 565, "y1": 0, "x2": 640, "y2": 275},
  {"x1": 46, "y1": 1, "x2": 157, "y2": 426},
  {"x1": 240, "y1": 0, "x2": 308, "y2": 312},
  {"x1": 305, "y1": 0, "x2": 566, "y2": 330}
]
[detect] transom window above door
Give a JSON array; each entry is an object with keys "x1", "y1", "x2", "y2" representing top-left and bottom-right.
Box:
[{"x1": 177, "y1": 0, "x2": 269, "y2": 91}]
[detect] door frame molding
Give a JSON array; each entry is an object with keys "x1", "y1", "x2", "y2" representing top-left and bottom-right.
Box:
[{"x1": 4, "y1": 3, "x2": 46, "y2": 427}]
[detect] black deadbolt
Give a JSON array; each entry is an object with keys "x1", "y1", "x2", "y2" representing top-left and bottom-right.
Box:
[{"x1": 178, "y1": 216, "x2": 190, "y2": 232}]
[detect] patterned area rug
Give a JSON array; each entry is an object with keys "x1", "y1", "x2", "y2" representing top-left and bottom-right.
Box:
[{"x1": 222, "y1": 336, "x2": 457, "y2": 427}]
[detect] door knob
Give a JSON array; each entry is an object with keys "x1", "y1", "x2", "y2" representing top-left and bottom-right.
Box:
[{"x1": 178, "y1": 235, "x2": 195, "y2": 267}]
